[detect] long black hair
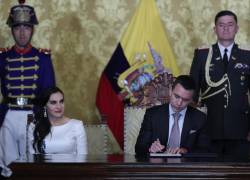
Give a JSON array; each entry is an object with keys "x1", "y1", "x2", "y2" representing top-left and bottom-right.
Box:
[{"x1": 33, "y1": 86, "x2": 64, "y2": 153}]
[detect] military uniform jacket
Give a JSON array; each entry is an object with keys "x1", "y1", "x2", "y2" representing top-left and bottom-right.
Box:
[
  {"x1": 0, "y1": 46, "x2": 55, "y2": 125},
  {"x1": 190, "y1": 43, "x2": 250, "y2": 140}
]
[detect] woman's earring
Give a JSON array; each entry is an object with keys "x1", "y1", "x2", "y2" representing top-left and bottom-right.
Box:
[{"x1": 44, "y1": 107, "x2": 47, "y2": 118}]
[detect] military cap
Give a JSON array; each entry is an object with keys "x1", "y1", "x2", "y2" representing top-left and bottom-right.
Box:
[{"x1": 6, "y1": 0, "x2": 39, "y2": 27}]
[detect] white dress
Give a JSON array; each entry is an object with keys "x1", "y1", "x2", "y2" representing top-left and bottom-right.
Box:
[{"x1": 28, "y1": 119, "x2": 87, "y2": 154}]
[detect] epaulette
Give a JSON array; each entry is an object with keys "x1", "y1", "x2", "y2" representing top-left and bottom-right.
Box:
[
  {"x1": 197, "y1": 45, "x2": 210, "y2": 50},
  {"x1": 238, "y1": 44, "x2": 250, "y2": 51},
  {"x1": 38, "y1": 48, "x2": 51, "y2": 55},
  {"x1": 0, "y1": 47, "x2": 10, "y2": 54}
]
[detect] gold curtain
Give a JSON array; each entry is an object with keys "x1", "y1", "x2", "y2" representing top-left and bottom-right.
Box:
[{"x1": 1, "y1": 0, "x2": 250, "y2": 124}]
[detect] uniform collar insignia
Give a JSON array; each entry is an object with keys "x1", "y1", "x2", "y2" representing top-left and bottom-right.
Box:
[{"x1": 216, "y1": 57, "x2": 221, "y2": 60}]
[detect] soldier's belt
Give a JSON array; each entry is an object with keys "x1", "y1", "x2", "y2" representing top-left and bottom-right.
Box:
[{"x1": 2, "y1": 97, "x2": 35, "y2": 106}]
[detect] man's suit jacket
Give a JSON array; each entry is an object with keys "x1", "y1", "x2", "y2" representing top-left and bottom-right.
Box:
[
  {"x1": 135, "y1": 104, "x2": 210, "y2": 155},
  {"x1": 190, "y1": 43, "x2": 250, "y2": 140}
]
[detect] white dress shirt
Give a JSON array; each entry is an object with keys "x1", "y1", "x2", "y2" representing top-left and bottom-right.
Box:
[{"x1": 218, "y1": 42, "x2": 234, "y2": 60}]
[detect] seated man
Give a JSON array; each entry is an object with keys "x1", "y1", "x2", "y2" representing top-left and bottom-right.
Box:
[{"x1": 135, "y1": 75, "x2": 210, "y2": 156}]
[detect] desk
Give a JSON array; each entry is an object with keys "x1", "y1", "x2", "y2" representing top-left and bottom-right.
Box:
[{"x1": 9, "y1": 154, "x2": 250, "y2": 179}]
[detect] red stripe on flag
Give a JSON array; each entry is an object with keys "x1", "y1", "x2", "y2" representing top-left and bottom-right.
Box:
[{"x1": 96, "y1": 74, "x2": 124, "y2": 149}]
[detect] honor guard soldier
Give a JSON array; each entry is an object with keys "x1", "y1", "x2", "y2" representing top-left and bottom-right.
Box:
[
  {"x1": 0, "y1": 0, "x2": 55, "y2": 176},
  {"x1": 190, "y1": 10, "x2": 250, "y2": 157}
]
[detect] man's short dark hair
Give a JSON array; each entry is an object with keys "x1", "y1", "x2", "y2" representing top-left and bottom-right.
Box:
[
  {"x1": 172, "y1": 75, "x2": 196, "y2": 91},
  {"x1": 214, "y1": 10, "x2": 237, "y2": 24}
]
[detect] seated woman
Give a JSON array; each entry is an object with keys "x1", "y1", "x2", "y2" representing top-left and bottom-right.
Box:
[{"x1": 28, "y1": 87, "x2": 87, "y2": 154}]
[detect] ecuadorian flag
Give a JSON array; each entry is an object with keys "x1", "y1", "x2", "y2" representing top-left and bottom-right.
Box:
[{"x1": 96, "y1": 0, "x2": 179, "y2": 149}]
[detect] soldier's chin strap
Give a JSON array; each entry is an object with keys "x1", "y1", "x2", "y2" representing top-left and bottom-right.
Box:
[{"x1": 200, "y1": 46, "x2": 231, "y2": 107}]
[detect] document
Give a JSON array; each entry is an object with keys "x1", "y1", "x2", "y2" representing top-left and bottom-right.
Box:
[{"x1": 150, "y1": 153, "x2": 181, "y2": 157}]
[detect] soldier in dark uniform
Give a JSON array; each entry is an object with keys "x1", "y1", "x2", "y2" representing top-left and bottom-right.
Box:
[
  {"x1": 190, "y1": 10, "x2": 250, "y2": 156},
  {"x1": 0, "y1": 0, "x2": 55, "y2": 176}
]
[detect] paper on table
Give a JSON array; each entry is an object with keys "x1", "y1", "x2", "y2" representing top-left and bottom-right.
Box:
[{"x1": 150, "y1": 153, "x2": 181, "y2": 157}]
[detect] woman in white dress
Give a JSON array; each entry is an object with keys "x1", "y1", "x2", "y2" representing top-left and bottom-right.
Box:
[{"x1": 29, "y1": 87, "x2": 87, "y2": 154}]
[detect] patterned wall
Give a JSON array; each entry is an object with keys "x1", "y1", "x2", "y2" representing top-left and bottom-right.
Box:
[{"x1": 1, "y1": 0, "x2": 250, "y2": 124}]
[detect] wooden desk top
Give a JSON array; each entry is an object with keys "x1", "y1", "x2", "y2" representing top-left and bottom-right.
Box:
[{"x1": 9, "y1": 154, "x2": 250, "y2": 179}]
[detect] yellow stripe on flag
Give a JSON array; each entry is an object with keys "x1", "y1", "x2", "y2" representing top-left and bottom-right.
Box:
[{"x1": 120, "y1": 0, "x2": 179, "y2": 76}]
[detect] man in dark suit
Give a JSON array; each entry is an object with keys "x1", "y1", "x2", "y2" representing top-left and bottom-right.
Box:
[
  {"x1": 135, "y1": 75, "x2": 210, "y2": 155},
  {"x1": 190, "y1": 10, "x2": 250, "y2": 156}
]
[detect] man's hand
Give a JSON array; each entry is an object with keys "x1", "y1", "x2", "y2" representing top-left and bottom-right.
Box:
[
  {"x1": 149, "y1": 139, "x2": 165, "y2": 153},
  {"x1": 165, "y1": 147, "x2": 188, "y2": 154}
]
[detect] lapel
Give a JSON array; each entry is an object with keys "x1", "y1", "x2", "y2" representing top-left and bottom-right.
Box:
[
  {"x1": 227, "y1": 43, "x2": 239, "y2": 74},
  {"x1": 212, "y1": 43, "x2": 224, "y2": 66},
  {"x1": 180, "y1": 106, "x2": 192, "y2": 146},
  {"x1": 158, "y1": 104, "x2": 170, "y2": 145},
  {"x1": 210, "y1": 43, "x2": 228, "y2": 79}
]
